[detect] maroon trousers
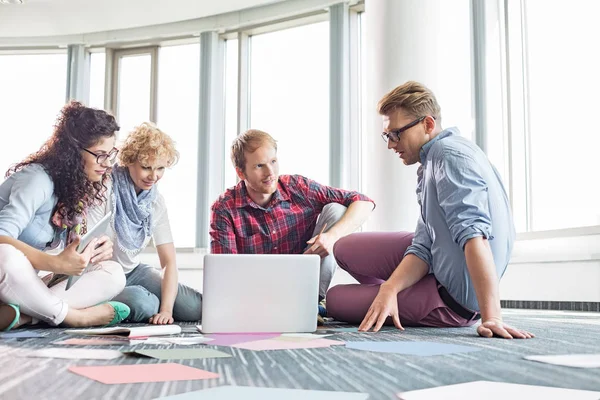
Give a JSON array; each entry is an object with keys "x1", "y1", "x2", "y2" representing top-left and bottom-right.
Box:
[{"x1": 326, "y1": 232, "x2": 478, "y2": 328}]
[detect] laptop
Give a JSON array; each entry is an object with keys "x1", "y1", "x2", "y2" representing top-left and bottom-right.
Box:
[{"x1": 201, "y1": 254, "x2": 320, "y2": 333}]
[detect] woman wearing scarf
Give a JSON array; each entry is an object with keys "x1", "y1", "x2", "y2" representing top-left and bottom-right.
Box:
[
  {"x1": 87, "y1": 123, "x2": 202, "y2": 324},
  {"x1": 0, "y1": 101, "x2": 130, "y2": 331}
]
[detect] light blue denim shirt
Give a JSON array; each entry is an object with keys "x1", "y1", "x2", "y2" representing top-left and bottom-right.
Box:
[
  {"x1": 0, "y1": 164, "x2": 58, "y2": 250},
  {"x1": 405, "y1": 128, "x2": 515, "y2": 311}
]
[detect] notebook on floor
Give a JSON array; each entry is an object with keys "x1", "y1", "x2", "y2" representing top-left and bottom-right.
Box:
[{"x1": 66, "y1": 325, "x2": 181, "y2": 338}]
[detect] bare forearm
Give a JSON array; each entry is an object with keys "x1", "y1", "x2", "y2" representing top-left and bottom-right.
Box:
[
  {"x1": 0, "y1": 235, "x2": 58, "y2": 272},
  {"x1": 327, "y1": 201, "x2": 374, "y2": 240},
  {"x1": 464, "y1": 236, "x2": 502, "y2": 321},
  {"x1": 383, "y1": 254, "x2": 429, "y2": 293},
  {"x1": 160, "y1": 264, "x2": 178, "y2": 313}
]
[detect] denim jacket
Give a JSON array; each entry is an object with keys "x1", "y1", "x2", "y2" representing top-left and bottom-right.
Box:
[{"x1": 0, "y1": 164, "x2": 58, "y2": 250}]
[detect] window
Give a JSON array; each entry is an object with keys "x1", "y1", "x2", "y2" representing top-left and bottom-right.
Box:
[
  {"x1": 89, "y1": 51, "x2": 106, "y2": 109},
  {"x1": 0, "y1": 53, "x2": 67, "y2": 175},
  {"x1": 249, "y1": 22, "x2": 330, "y2": 185},
  {"x1": 224, "y1": 38, "x2": 239, "y2": 189},
  {"x1": 156, "y1": 43, "x2": 200, "y2": 247},
  {"x1": 501, "y1": 0, "x2": 600, "y2": 232},
  {"x1": 523, "y1": 0, "x2": 600, "y2": 231},
  {"x1": 115, "y1": 52, "x2": 152, "y2": 140}
]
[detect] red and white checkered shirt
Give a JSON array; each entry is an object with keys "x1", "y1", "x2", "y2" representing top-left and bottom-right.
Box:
[{"x1": 210, "y1": 174, "x2": 374, "y2": 254}]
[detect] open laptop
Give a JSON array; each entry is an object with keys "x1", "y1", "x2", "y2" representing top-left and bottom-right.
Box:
[{"x1": 201, "y1": 254, "x2": 320, "y2": 333}]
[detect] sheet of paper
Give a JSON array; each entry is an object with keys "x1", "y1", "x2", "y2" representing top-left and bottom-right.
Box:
[
  {"x1": 206, "y1": 333, "x2": 281, "y2": 346},
  {"x1": 0, "y1": 330, "x2": 45, "y2": 339},
  {"x1": 529, "y1": 318, "x2": 600, "y2": 326},
  {"x1": 397, "y1": 381, "x2": 600, "y2": 400},
  {"x1": 144, "y1": 336, "x2": 214, "y2": 345},
  {"x1": 316, "y1": 327, "x2": 359, "y2": 333},
  {"x1": 276, "y1": 333, "x2": 333, "y2": 342},
  {"x1": 280, "y1": 333, "x2": 333, "y2": 339},
  {"x1": 345, "y1": 341, "x2": 481, "y2": 356},
  {"x1": 68, "y1": 363, "x2": 219, "y2": 384},
  {"x1": 525, "y1": 354, "x2": 600, "y2": 368},
  {"x1": 155, "y1": 385, "x2": 370, "y2": 400},
  {"x1": 54, "y1": 337, "x2": 134, "y2": 346},
  {"x1": 232, "y1": 338, "x2": 344, "y2": 351},
  {"x1": 132, "y1": 348, "x2": 232, "y2": 360},
  {"x1": 25, "y1": 348, "x2": 123, "y2": 360}
]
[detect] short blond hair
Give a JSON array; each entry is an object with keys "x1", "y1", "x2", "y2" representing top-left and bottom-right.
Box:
[
  {"x1": 231, "y1": 129, "x2": 277, "y2": 172},
  {"x1": 377, "y1": 81, "x2": 442, "y2": 123},
  {"x1": 119, "y1": 122, "x2": 179, "y2": 167}
]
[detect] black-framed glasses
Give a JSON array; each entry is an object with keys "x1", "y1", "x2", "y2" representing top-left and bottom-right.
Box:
[
  {"x1": 82, "y1": 147, "x2": 119, "y2": 164},
  {"x1": 381, "y1": 116, "x2": 427, "y2": 143}
]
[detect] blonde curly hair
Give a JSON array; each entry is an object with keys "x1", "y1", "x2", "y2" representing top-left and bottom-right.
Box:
[{"x1": 119, "y1": 122, "x2": 179, "y2": 167}]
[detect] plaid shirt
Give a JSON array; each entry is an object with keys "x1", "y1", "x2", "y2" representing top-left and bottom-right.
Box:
[{"x1": 210, "y1": 174, "x2": 374, "y2": 254}]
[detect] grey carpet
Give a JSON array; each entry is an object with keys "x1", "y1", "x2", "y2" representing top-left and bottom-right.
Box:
[{"x1": 1, "y1": 309, "x2": 600, "y2": 400}]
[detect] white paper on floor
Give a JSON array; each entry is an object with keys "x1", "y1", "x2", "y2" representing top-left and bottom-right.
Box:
[
  {"x1": 397, "y1": 381, "x2": 600, "y2": 400},
  {"x1": 144, "y1": 336, "x2": 214, "y2": 345},
  {"x1": 525, "y1": 354, "x2": 600, "y2": 368},
  {"x1": 529, "y1": 318, "x2": 600, "y2": 326},
  {"x1": 25, "y1": 348, "x2": 124, "y2": 360}
]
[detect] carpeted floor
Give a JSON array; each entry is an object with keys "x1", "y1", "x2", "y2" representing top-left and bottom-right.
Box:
[{"x1": 1, "y1": 309, "x2": 599, "y2": 400}]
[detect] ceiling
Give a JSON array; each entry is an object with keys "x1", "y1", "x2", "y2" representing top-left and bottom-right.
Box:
[{"x1": 0, "y1": 0, "x2": 287, "y2": 38}]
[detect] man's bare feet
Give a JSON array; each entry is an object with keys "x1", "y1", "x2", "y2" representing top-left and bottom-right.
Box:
[{"x1": 63, "y1": 303, "x2": 116, "y2": 327}]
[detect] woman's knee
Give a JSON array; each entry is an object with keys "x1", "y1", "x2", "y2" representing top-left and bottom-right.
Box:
[
  {"x1": 0, "y1": 244, "x2": 33, "y2": 281},
  {"x1": 97, "y1": 260, "x2": 126, "y2": 293}
]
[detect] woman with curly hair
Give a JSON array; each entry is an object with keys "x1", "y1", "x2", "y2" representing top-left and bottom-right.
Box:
[
  {"x1": 0, "y1": 101, "x2": 130, "y2": 331},
  {"x1": 88, "y1": 122, "x2": 202, "y2": 324}
]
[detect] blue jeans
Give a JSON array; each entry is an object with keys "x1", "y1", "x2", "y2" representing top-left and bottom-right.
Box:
[{"x1": 113, "y1": 264, "x2": 202, "y2": 323}]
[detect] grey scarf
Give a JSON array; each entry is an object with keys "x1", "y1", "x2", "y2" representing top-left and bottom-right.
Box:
[{"x1": 111, "y1": 165, "x2": 157, "y2": 254}]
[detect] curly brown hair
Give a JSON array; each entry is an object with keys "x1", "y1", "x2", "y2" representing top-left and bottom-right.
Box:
[{"x1": 6, "y1": 101, "x2": 120, "y2": 222}]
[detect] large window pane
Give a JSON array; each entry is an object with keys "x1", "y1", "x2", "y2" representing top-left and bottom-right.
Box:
[
  {"x1": 89, "y1": 52, "x2": 105, "y2": 109},
  {"x1": 224, "y1": 39, "x2": 239, "y2": 189},
  {"x1": 0, "y1": 53, "x2": 67, "y2": 175},
  {"x1": 525, "y1": 0, "x2": 600, "y2": 230},
  {"x1": 117, "y1": 53, "x2": 151, "y2": 140},
  {"x1": 250, "y1": 22, "x2": 330, "y2": 185},
  {"x1": 156, "y1": 44, "x2": 200, "y2": 248}
]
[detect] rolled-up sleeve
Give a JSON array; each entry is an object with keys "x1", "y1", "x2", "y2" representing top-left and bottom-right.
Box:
[
  {"x1": 296, "y1": 175, "x2": 375, "y2": 211},
  {"x1": 209, "y1": 208, "x2": 238, "y2": 254},
  {"x1": 0, "y1": 166, "x2": 53, "y2": 238},
  {"x1": 405, "y1": 213, "x2": 433, "y2": 270},
  {"x1": 434, "y1": 150, "x2": 493, "y2": 249}
]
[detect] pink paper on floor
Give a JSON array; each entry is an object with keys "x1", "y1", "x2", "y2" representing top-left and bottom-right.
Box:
[
  {"x1": 232, "y1": 338, "x2": 345, "y2": 351},
  {"x1": 68, "y1": 363, "x2": 219, "y2": 384},
  {"x1": 206, "y1": 333, "x2": 281, "y2": 346}
]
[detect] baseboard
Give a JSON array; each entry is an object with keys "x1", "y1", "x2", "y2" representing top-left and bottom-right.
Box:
[{"x1": 501, "y1": 300, "x2": 600, "y2": 312}]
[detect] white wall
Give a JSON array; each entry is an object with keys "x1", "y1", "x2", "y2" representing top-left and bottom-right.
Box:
[
  {"x1": 362, "y1": 0, "x2": 473, "y2": 233},
  {"x1": 0, "y1": 0, "x2": 285, "y2": 37}
]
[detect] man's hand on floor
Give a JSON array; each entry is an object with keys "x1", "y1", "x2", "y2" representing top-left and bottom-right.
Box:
[
  {"x1": 477, "y1": 317, "x2": 535, "y2": 339},
  {"x1": 358, "y1": 284, "x2": 404, "y2": 333}
]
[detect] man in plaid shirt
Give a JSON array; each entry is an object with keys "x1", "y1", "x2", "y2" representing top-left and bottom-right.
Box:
[{"x1": 210, "y1": 129, "x2": 375, "y2": 302}]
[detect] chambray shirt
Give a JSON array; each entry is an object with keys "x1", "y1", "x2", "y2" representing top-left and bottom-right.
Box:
[
  {"x1": 0, "y1": 164, "x2": 59, "y2": 250},
  {"x1": 405, "y1": 128, "x2": 515, "y2": 311}
]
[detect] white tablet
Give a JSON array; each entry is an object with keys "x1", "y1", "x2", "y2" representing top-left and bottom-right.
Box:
[{"x1": 66, "y1": 211, "x2": 113, "y2": 290}]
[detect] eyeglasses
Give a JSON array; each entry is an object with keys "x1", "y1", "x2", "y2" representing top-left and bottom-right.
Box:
[
  {"x1": 381, "y1": 116, "x2": 428, "y2": 143},
  {"x1": 82, "y1": 147, "x2": 119, "y2": 164}
]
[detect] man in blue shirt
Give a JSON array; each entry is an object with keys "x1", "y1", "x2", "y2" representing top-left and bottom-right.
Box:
[{"x1": 326, "y1": 81, "x2": 533, "y2": 339}]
